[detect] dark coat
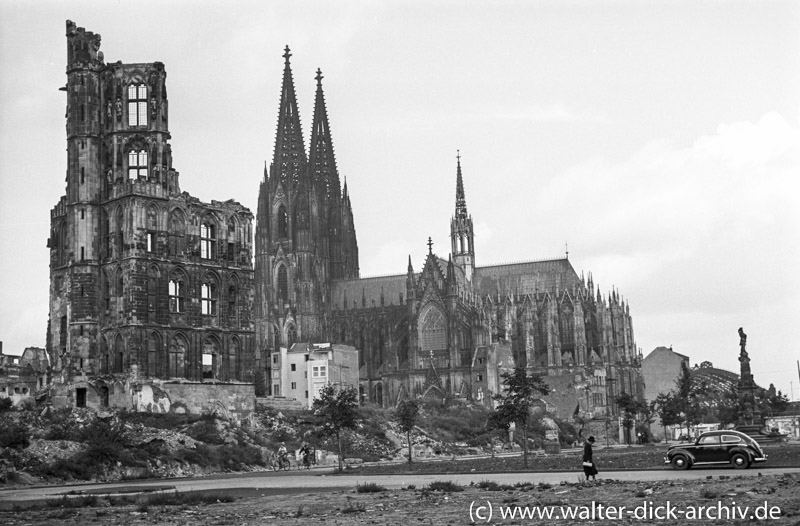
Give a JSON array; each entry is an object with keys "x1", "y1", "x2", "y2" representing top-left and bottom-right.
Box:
[{"x1": 582, "y1": 441, "x2": 598, "y2": 477}]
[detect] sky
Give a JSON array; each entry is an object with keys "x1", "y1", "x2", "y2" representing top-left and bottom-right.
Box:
[{"x1": 1, "y1": 0, "x2": 799, "y2": 400}]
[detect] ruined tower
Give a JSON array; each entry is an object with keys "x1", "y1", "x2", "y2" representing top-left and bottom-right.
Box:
[{"x1": 47, "y1": 22, "x2": 255, "y2": 408}]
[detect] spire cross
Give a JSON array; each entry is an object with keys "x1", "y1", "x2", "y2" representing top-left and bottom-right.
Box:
[
  {"x1": 565, "y1": 241, "x2": 569, "y2": 259},
  {"x1": 427, "y1": 237, "x2": 433, "y2": 253},
  {"x1": 456, "y1": 150, "x2": 460, "y2": 163},
  {"x1": 283, "y1": 45, "x2": 292, "y2": 63},
  {"x1": 315, "y1": 68, "x2": 323, "y2": 86}
]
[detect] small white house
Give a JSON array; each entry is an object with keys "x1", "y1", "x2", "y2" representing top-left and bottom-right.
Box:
[{"x1": 270, "y1": 343, "x2": 359, "y2": 408}]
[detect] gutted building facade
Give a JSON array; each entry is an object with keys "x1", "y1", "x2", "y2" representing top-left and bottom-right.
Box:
[{"x1": 46, "y1": 21, "x2": 255, "y2": 413}]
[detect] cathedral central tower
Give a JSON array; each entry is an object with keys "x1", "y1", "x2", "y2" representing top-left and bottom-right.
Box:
[{"x1": 450, "y1": 152, "x2": 475, "y2": 282}]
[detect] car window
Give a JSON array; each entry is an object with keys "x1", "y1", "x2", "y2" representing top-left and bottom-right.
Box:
[
  {"x1": 721, "y1": 435, "x2": 742, "y2": 444},
  {"x1": 698, "y1": 435, "x2": 720, "y2": 445}
]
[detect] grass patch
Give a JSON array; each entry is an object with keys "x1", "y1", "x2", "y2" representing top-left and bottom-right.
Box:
[
  {"x1": 426, "y1": 480, "x2": 464, "y2": 492},
  {"x1": 143, "y1": 491, "x2": 236, "y2": 507},
  {"x1": 356, "y1": 482, "x2": 387, "y2": 493},
  {"x1": 475, "y1": 480, "x2": 501, "y2": 491}
]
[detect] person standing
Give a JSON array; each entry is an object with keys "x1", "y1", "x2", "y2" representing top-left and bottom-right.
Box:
[{"x1": 582, "y1": 436, "x2": 598, "y2": 481}]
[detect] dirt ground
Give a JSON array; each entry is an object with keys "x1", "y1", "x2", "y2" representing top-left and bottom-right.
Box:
[{"x1": 1, "y1": 471, "x2": 798, "y2": 525}]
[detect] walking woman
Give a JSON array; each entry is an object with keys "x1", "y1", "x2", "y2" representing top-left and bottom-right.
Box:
[{"x1": 582, "y1": 436, "x2": 598, "y2": 481}]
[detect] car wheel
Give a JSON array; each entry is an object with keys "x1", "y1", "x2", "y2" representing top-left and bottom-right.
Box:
[
  {"x1": 731, "y1": 452, "x2": 750, "y2": 469},
  {"x1": 671, "y1": 455, "x2": 690, "y2": 470}
]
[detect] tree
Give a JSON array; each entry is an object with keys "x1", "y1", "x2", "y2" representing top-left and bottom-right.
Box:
[
  {"x1": 394, "y1": 400, "x2": 419, "y2": 465},
  {"x1": 761, "y1": 386, "x2": 790, "y2": 417},
  {"x1": 652, "y1": 392, "x2": 682, "y2": 442},
  {"x1": 312, "y1": 384, "x2": 360, "y2": 473},
  {"x1": 674, "y1": 361, "x2": 707, "y2": 437},
  {"x1": 716, "y1": 384, "x2": 742, "y2": 427},
  {"x1": 614, "y1": 393, "x2": 645, "y2": 445},
  {"x1": 490, "y1": 367, "x2": 550, "y2": 468}
]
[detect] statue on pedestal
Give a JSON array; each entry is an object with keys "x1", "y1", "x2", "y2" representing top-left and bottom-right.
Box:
[{"x1": 736, "y1": 327, "x2": 761, "y2": 432}]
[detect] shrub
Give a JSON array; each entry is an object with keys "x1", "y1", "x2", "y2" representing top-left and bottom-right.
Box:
[
  {"x1": 37, "y1": 457, "x2": 96, "y2": 480},
  {"x1": 475, "y1": 480, "x2": 501, "y2": 491},
  {"x1": 0, "y1": 398, "x2": 13, "y2": 412},
  {"x1": 426, "y1": 480, "x2": 464, "y2": 492},
  {"x1": 79, "y1": 419, "x2": 129, "y2": 464},
  {"x1": 356, "y1": 482, "x2": 387, "y2": 493},
  {"x1": 0, "y1": 418, "x2": 30, "y2": 449},
  {"x1": 185, "y1": 419, "x2": 225, "y2": 445}
]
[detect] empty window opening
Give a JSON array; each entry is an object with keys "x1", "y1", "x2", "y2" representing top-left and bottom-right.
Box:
[
  {"x1": 200, "y1": 222, "x2": 216, "y2": 259},
  {"x1": 202, "y1": 352, "x2": 216, "y2": 379},
  {"x1": 127, "y1": 84, "x2": 148, "y2": 126},
  {"x1": 128, "y1": 149, "x2": 148, "y2": 179},
  {"x1": 201, "y1": 281, "x2": 217, "y2": 316},
  {"x1": 76, "y1": 388, "x2": 86, "y2": 408},
  {"x1": 169, "y1": 276, "x2": 185, "y2": 313}
]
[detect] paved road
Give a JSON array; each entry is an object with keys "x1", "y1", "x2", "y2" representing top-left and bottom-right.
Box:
[{"x1": 2, "y1": 465, "x2": 799, "y2": 503}]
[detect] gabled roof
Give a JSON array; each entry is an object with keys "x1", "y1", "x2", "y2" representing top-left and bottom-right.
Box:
[
  {"x1": 330, "y1": 274, "x2": 407, "y2": 310},
  {"x1": 473, "y1": 258, "x2": 581, "y2": 296}
]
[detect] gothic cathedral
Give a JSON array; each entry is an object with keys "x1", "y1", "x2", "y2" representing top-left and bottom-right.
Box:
[{"x1": 255, "y1": 50, "x2": 643, "y2": 418}]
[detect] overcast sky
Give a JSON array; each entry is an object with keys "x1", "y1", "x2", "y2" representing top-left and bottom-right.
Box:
[{"x1": 1, "y1": 0, "x2": 799, "y2": 400}]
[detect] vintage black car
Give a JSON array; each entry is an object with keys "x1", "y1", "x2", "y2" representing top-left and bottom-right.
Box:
[{"x1": 665, "y1": 430, "x2": 767, "y2": 470}]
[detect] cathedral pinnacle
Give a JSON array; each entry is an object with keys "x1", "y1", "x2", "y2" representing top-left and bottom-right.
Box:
[
  {"x1": 427, "y1": 237, "x2": 433, "y2": 254},
  {"x1": 455, "y1": 150, "x2": 468, "y2": 219},
  {"x1": 283, "y1": 45, "x2": 292, "y2": 64}
]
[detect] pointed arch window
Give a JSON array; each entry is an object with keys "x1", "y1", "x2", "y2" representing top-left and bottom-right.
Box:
[
  {"x1": 228, "y1": 338, "x2": 239, "y2": 381},
  {"x1": 419, "y1": 304, "x2": 447, "y2": 352},
  {"x1": 169, "y1": 271, "x2": 186, "y2": 313},
  {"x1": 114, "y1": 334, "x2": 124, "y2": 374},
  {"x1": 227, "y1": 278, "x2": 239, "y2": 325},
  {"x1": 277, "y1": 205, "x2": 289, "y2": 238},
  {"x1": 200, "y1": 221, "x2": 216, "y2": 259},
  {"x1": 201, "y1": 275, "x2": 218, "y2": 316},
  {"x1": 147, "y1": 333, "x2": 160, "y2": 378},
  {"x1": 168, "y1": 335, "x2": 187, "y2": 378},
  {"x1": 116, "y1": 207, "x2": 125, "y2": 258},
  {"x1": 202, "y1": 337, "x2": 219, "y2": 379},
  {"x1": 128, "y1": 149, "x2": 148, "y2": 179},
  {"x1": 147, "y1": 267, "x2": 159, "y2": 322},
  {"x1": 116, "y1": 267, "x2": 124, "y2": 299},
  {"x1": 287, "y1": 325, "x2": 297, "y2": 347},
  {"x1": 277, "y1": 265, "x2": 288, "y2": 304},
  {"x1": 127, "y1": 84, "x2": 148, "y2": 126},
  {"x1": 102, "y1": 271, "x2": 111, "y2": 311},
  {"x1": 168, "y1": 209, "x2": 185, "y2": 256}
]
